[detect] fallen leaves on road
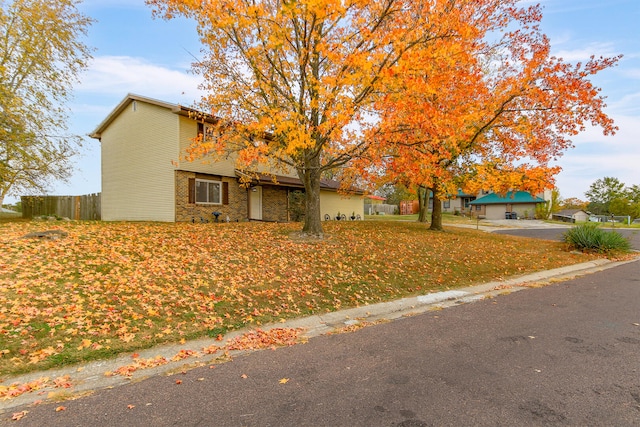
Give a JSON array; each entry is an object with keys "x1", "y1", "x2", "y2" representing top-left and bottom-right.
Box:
[
  {"x1": 226, "y1": 328, "x2": 305, "y2": 351},
  {"x1": 0, "y1": 375, "x2": 72, "y2": 400},
  {"x1": 105, "y1": 355, "x2": 169, "y2": 378},
  {"x1": 11, "y1": 411, "x2": 28, "y2": 421}
]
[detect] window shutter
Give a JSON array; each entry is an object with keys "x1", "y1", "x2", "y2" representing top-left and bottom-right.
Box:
[
  {"x1": 222, "y1": 182, "x2": 229, "y2": 205},
  {"x1": 197, "y1": 122, "x2": 204, "y2": 138},
  {"x1": 188, "y1": 178, "x2": 195, "y2": 204}
]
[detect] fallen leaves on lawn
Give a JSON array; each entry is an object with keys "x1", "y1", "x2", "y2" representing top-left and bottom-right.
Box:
[{"x1": 0, "y1": 221, "x2": 606, "y2": 378}]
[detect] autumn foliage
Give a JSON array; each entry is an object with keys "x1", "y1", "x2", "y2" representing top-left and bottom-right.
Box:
[
  {"x1": 353, "y1": 1, "x2": 619, "y2": 230},
  {"x1": 147, "y1": 0, "x2": 561, "y2": 237},
  {"x1": 0, "y1": 220, "x2": 605, "y2": 377},
  {"x1": 146, "y1": 0, "x2": 618, "y2": 236}
]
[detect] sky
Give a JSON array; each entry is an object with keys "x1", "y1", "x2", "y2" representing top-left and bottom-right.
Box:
[{"x1": 6, "y1": 0, "x2": 639, "y2": 204}]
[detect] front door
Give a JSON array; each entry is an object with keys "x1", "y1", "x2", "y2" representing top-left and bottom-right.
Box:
[{"x1": 249, "y1": 186, "x2": 262, "y2": 220}]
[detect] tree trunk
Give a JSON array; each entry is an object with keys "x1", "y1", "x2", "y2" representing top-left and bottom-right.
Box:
[
  {"x1": 417, "y1": 186, "x2": 430, "y2": 223},
  {"x1": 429, "y1": 189, "x2": 443, "y2": 231},
  {"x1": 299, "y1": 154, "x2": 324, "y2": 238}
]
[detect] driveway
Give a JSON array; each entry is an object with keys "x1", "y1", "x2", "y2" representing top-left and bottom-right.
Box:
[
  {"x1": 483, "y1": 219, "x2": 569, "y2": 229},
  {"x1": 490, "y1": 222, "x2": 640, "y2": 250}
]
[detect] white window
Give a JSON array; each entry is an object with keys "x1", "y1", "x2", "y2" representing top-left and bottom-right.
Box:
[
  {"x1": 198, "y1": 122, "x2": 217, "y2": 142},
  {"x1": 195, "y1": 179, "x2": 222, "y2": 204}
]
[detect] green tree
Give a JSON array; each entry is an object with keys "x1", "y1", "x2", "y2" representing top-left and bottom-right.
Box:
[
  {"x1": 378, "y1": 183, "x2": 414, "y2": 210},
  {"x1": 609, "y1": 197, "x2": 640, "y2": 221},
  {"x1": 625, "y1": 184, "x2": 640, "y2": 203},
  {"x1": 535, "y1": 188, "x2": 561, "y2": 220},
  {"x1": 0, "y1": 0, "x2": 93, "y2": 206},
  {"x1": 585, "y1": 177, "x2": 625, "y2": 215}
]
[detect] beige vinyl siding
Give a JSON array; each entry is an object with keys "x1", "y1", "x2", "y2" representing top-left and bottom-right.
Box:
[
  {"x1": 320, "y1": 191, "x2": 364, "y2": 220},
  {"x1": 176, "y1": 118, "x2": 298, "y2": 179},
  {"x1": 101, "y1": 101, "x2": 177, "y2": 221},
  {"x1": 176, "y1": 117, "x2": 237, "y2": 176},
  {"x1": 511, "y1": 203, "x2": 538, "y2": 219},
  {"x1": 482, "y1": 203, "x2": 539, "y2": 220}
]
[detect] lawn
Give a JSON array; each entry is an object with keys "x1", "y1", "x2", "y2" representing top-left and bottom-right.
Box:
[{"x1": 0, "y1": 220, "x2": 607, "y2": 376}]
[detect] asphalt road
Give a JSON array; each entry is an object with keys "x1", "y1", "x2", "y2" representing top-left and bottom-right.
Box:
[
  {"x1": 493, "y1": 226, "x2": 640, "y2": 250},
  {"x1": 5, "y1": 257, "x2": 639, "y2": 426}
]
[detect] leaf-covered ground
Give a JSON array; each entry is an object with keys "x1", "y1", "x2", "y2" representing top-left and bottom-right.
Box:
[{"x1": 0, "y1": 220, "x2": 603, "y2": 376}]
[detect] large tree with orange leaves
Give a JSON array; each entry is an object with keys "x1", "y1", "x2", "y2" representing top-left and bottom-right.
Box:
[
  {"x1": 360, "y1": 2, "x2": 619, "y2": 230},
  {"x1": 147, "y1": 0, "x2": 503, "y2": 237}
]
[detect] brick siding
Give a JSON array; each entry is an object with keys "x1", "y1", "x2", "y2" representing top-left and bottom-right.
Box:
[
  {"x1": 175, "y1": 170, "x2": 248, "y2": 222},
  {"x1": 261, "y1": 185, "x2": 289, "y2": 222}
]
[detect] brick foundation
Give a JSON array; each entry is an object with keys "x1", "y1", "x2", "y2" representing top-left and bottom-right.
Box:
[{"x1": 175, "y1": 171, "x2": 291, "y2": 222}]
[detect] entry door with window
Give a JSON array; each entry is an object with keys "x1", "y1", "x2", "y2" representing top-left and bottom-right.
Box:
[{"x1": 249, "y1": 186, "x2": 262, "y2": 220}]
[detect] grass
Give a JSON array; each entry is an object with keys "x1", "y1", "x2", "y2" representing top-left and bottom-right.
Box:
[
  {"x1": 365, "y1": 212, "x2": 483, "y2": 225},
  {"x1": 0, "y1": 219, "x2": 618, "y2": 376}
]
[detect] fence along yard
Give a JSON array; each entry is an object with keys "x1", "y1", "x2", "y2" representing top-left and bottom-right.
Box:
[{"x1": 21, "y1": 194, "x2": 101, "y2": 220}]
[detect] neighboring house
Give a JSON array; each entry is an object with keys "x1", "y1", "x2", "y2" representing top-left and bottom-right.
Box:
[
  {"x1": 469, "y1": 191, "x2": 546, "y2": 220},
  {"x1": 552, "y1": 209, "x2": 589, "y2": 223},
  {"x1": 89, "y1": 94, "x2": 363, "y2": 222},
  {"x1": 399, "y1": 190, "x2": 479, "y2": 216},
  {"x1": 365, "y1": 195, "x2": 386, "y2": 205},
  {"x1": 441, "y1": 189, "x2": 479, "y2": 215}
]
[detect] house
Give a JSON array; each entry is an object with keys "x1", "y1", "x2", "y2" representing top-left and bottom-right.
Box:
[
  {"x1": 89, "y1": 94, "x2": 364, "y2": 222},
  {"x1": 365, "y1": 195, "x2": 386, "y2": 205},
  {"x1": 469, "y1": 191, "x2": 547, "y2": 220},
  {"x1": 552, "y1": 209, "x2": 589, "y2": 223},
  {"x1": 399, "y1": 189, "x2": 479, "y2": 216},
  {"x1": 441, "y1": 189, "x2": 478, "y2": 215}
]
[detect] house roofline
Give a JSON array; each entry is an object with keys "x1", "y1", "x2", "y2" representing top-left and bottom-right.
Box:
[
  {"x1": 88, "y1": 94, "x2": 217, "y2": 140},
  {"x1": 88, "y1": 94, "x2": 176, "y2": 139},
  {"x1": 234, "y1": 170, "x2": 364, "y2": 194},
  {"x1": 469, "y1": 191, "x2": 545, "y2": 205}
]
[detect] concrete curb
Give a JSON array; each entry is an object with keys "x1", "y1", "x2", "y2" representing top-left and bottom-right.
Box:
[{"x1": 1, "y1": 256, "x2": 638, "y2": 412}]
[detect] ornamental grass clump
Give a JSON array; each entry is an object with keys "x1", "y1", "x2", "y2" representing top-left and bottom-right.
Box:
[{"x1": 563, "y1": 223, "x2": 631, "y2": 253}]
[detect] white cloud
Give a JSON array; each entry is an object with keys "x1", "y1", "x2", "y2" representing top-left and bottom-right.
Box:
[
  {"x1": 77, "y1": 55, "x2": 203, "y2": 103},
  {"x1": 554, "y1": 114, "x2": 640, "y2": 198},
  {"x1": 553, "y1": 42, "x2": 619, "y2": 62}
]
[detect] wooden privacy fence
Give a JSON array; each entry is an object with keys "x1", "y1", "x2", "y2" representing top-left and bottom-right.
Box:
[{"x1": 21, "y1": 193, "x2": 101, "y2": 220}]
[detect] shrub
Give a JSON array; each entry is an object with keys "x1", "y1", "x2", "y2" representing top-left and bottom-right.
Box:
[
  {"x1": 563, "y1": 223, "x2": 631, "y2": 253},
  {"x1": 287, "y1": 190, "x2": 305, "y2": 222}
]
